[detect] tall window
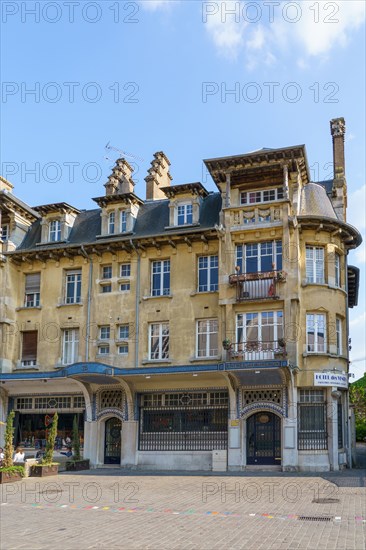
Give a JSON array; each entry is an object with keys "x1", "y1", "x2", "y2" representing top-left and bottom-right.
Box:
[
  {"x1": 236, "y1": 241, "x2": 282, "y2": 273},
  {"x1": 1, "y1": 224, "x2": 9, "y2": 241},
  {"x1": 335, "y1": 253, "x2": 341, "y2": 287},
  {"x1": 149, "y1": 323, "x2": 169, "y2": 360},
  {"x1": 177, "y1": 203, "x2": 193, "y2": 225},
  {"x1": 102, "y1": 265, "x2": 112, "y2": 279},
  {"x1": 99, "y1": 326, "x2": 110, "y2": 340},
  {"x1": 298, "y1": 389, "x2": 327, "y2": 450},
  {"x1": 21, "y1": 331, "x2": 38, "y2": 366},
  {"x1": 118, "y1": 324, "x2": 129, "y2": 355},
  {"x1": 336, "y1": 317, "x2": 342, "y2": 355},
  {"x1": 306, "y1": 246, "x2": 324, "y2": 283},
  {"x1": 306, "y1": 313, "x2": 326, "y2": 353},
  {"x1": 120, "y1": 211, "x2": 127, "y2": 233},
  {"x1": 236, "y1": 311, "x2": 283, "y2": 347},
  {"x1": 49, "y1": 220, "x2": 61, "y2": 242},
  {"x1": 65, "y1": 270, "x2": 82, "y2": 304},
  {"x1": 108, "y1": 212, "x2": 115, "y2": 234},
  {"x1": 151, "y1": 260, "x2": 170, "y2": 296},
  {"x1": 197, "y1": 319, "x2": 218, "y2": 358},
  {"x1": 24, "y1": 273, "x2": 40, "y2": 307},
  {"x1": 198, "y1": 255, "x2": 218, "y2": 292},
  {"x1": 62, "y1": 329, "x2": 79, "y2": 365}
]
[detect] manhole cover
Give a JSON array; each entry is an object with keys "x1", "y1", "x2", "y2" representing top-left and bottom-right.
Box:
[
  {"x1": 312, "y1": 498, "x2": 340, "y2": 504},
  {"x1": 298, "y1": 516, "x2": 333, "y2": 522}
]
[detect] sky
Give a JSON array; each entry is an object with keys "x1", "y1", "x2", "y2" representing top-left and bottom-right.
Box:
[{"x1": 1, "y1": 0, "x2": 365, "y2": 380}]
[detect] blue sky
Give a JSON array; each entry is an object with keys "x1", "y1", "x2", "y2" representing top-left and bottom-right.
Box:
[{"x1": 1, "y1": 0, "x2": 365, "y2": 379}]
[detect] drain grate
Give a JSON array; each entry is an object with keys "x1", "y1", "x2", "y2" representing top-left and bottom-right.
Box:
[
  {"x1": 312, "y1": 498, "x2": 340, "y2": 504},
  {"x1": 298, "y1": 516, "x2": 333, "y2": 522}
]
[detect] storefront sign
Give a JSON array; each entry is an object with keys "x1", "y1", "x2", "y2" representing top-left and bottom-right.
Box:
[{"x1": 314, "y1": 372, "x2": 348, "y2": 389}]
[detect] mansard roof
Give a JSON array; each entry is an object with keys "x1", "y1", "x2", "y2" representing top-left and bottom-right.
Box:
[{"x1": 299, "y1": 183, "x2": 337, "y2": 219}]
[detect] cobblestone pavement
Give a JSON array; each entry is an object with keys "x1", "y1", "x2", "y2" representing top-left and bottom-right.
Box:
[{"x1": 1, "y1": 470, "x2": 365, "y2": 550}]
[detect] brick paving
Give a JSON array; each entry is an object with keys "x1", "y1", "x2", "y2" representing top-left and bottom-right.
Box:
[{"x1": 1, "y1": 470, "x2": 365, "y2": 550}]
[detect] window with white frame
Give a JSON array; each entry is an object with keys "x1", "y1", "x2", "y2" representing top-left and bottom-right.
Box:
[
  {"x1": 118, "y1": 324, "x2": 129, "y2": 340},
  {"x1": 335, "y1": 253, "x2": 341, "y2": 287},
  {"x1": 102, "y1": 265, "x2": 112, "y2": 279},
  {"x1": 98, "y1": 344, "x2": 110, "y2": 355},
  {"x1": 118, "y1": 344, "x2": 128, "y2": 355},
  {"x1": 120, "y1": 211, "x2": 127, "y2": 233},
  {"x1": 120, "y1": 263, "x2": 131, "y2": 277},
  {"x1": 62, "y1": 329, "x2": 79, "y2": 365},
  {"x1": 1, "y1": 224, "x2": 9, "y2": 241},
  {"x1": 108, "y1": 212, "x2": 115, "y2": 234},
  {"x1": 236, "y1": 241, "x2": 282, "y2": 273},
  {"x1": 198, "y1": 255, "x2": 218, "y2": 292},
  {"x1": 21, "y1": 331, "x2": 38, "y2": 366},
  {"x1": 336, "y1": 317, "x2": 342, "y2": 355},
  {"x1": 149, "y1": 323, "x2": 169, "y2": 360},
  {"x1": 177, "y1": 203, "x2": 193, "y2": 225},
  {"x1": 236, "y1": 311, "x2": 283, "y2": 348},
  {"x1": 120, "y1": 282, "x2": 130, "y2": 292},
  {"x1": 151, "y1": 260, "x2": 170, "y2": 296},
  {"x1": 24, "y1": 273, "x2": 40, "y2": 307},
  {"x1": 99, "y1": 326, "x2": 110, "y2": 340},
  {"x1": 306, "y1": 246, "x2": 324, "y2": 284},
  {"x1": 298, "y1": 389, "x2": 327, "y2": 450},
  {"x1": 196, "y1": 319, "x2": 218, "y2": 358},
  {"x1": 240, "y1": 187, "x2": 284, "y2": 205},
  {"x1": 306, "y1": 313, "x2": 326, "y2": 353},
  {"x1": 49, "y1": 220, "x2": 62, "y2": 242},
  {"x1": 65, "y1": 270, "x2": 81, "y2": 304}
]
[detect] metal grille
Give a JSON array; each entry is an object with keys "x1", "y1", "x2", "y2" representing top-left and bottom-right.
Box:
[
  {"x1": 100, "y1": 390, "x2": 123, "y2": 410},
  {"x1": 338, "y1": 402, "x2": 343, "y2": 448},
  {"x1": 297, "y1": 403, "x2": 327, "y2": 450},
  {"x1": 243, "y1": 389, "x2": 282, "y2": 405},
  {"x1": 139, "y1": 393, "x2": 228, "y2": 451}
]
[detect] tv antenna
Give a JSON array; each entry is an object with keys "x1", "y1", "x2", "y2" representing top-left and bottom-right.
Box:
[{"x1": 105, "y1": 142, "x2": 144, "y2": 163}]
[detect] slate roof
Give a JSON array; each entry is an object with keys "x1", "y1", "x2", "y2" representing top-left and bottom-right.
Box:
[
  {"x1": 316, "y1": 179, "x2": 333, "y2": 197},
  {"x1": 16, "y1": 193, "x2": 222, "y2": 252},
  {"x1": 299, "y1": 183, "x2": 337, "y2": 219}
]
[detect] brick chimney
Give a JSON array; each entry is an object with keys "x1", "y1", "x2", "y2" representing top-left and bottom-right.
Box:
[
  {"x1": 145, "y1": 152, "x2": 172, "y2": 200},
  {"x1": 330, "y1": 117, "x2": 347, "y2": 222},
  {"x1": 104, "y1": 158, "x2": 135, "y2": 196}
]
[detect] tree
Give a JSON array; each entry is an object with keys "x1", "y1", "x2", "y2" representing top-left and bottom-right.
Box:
[
  {"x1": 3, "y1": 411, "x2": 15, "y2": 468},
  {"x1": 350, "y1": 374, "x2": 366, "y2": 441},
  {"x1": 72, "y1": 415, "x2": 80, "y2": 460},
  {"x1": 42, "y1": 412, "x2": 58, "y2": 465}
]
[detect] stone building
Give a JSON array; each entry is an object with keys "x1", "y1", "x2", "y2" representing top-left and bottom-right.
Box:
[{"x1": 0, "y1": 118, "x2": 361, "y2": 471}]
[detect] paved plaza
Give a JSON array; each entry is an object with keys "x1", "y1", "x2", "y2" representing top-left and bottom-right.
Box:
[{"x1": 1, "y1": 467, "x2": 365, "y2": 550}]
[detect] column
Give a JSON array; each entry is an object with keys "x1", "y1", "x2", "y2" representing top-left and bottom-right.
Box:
[{"x1": 121, "y1": 421, "x2": 138, "y2": 467}]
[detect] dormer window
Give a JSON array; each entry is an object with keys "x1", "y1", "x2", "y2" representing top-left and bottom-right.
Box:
[
  {"x1": 240, "y1": 187, "x2": 283, "y2": 205},
  {"x1": 108, "y1": 212, "x2": 115, "y2": 234},
  {"x1": 177, "y1": 203, "x2": 193, "y2": 225},
  {"x1": 1, "y1": 224, "x2": 9, "y2": 241},
  {"x1": 120, "y1": 211, "x2": 127, "y2": 233},
  {"x1": 49, "y1": 220, "x2": 61, "y2": 242}
]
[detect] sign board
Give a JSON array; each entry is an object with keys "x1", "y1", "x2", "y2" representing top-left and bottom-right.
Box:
[
  {"x1": 230, "y1": 419, "x2": 239, "y2": 427},
  {"x1": 314, "y1": 372, "x2": 348, "y2": 389}
]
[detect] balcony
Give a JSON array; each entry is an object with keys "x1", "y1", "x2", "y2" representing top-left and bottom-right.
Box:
[
  {"x1": 229, "y1": 270, "x2": 286, "y2": 301},
  {"x1": 223, "y1": 340, "x2": 287, "y2": 361}
]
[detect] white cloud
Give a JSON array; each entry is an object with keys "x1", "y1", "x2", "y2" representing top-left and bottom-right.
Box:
[
  {"x1": 350, "y1": 311, "x2": 366, "y2": 328},
  {"x1": 203, "y1": 1, "x2": 365, "y2": 65}
]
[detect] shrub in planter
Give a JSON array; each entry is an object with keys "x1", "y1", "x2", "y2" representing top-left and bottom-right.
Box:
[
  {"x1": 0, "y1": 465, "x2": 25, "y2": 484},
  {"x1": 65, "y1": 415, "x2": 90, "y2": 471},
  {"x1": 65, "y1": 459, "x2": 90, "y2": 471},
  {"x1": 30, "y1": 412, "x2": 59, "y2": 477},
  {"x1": 0, "y1": 412, "x2": 25, "y2": 484}
]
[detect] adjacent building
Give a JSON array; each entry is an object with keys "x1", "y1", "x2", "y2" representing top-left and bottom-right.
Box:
[{"x1": 0, "y1": 118, "x2": 361, "y2": 471}]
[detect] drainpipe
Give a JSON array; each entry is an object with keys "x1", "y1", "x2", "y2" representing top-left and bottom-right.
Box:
[
  {"x1": 81, "y1": 245, "x2": 93, "y2": 362},
  {"x1": 345, "y1": 256, "x2": 352, "y2": 468},
  {"x1": 130, "y1": 240, "x2": 141, "y2": 369}
]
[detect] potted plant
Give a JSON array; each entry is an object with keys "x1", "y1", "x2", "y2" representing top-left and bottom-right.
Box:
[
  {"x1": 222, "y1": 338, "x2": 232, "y2": 351},
  {"x1": 66, "y1": 416, "x2": 90, "y2": 471},
  {"x1": 30, "y1": 412, "x2": 59, "y2": 477},
  {"x1": 276, "y1": 270, "x2": 287, "y2": 282},
  {"x1": 274, "y1": 338, "x2": 287, "y2": 359},
  {"x1": 0, "y1": 411, "x2": 25, "y2": 484}
]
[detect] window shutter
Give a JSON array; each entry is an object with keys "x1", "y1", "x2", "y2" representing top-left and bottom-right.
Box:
[
  {"x1": 25, "y1": 273, "x2": 40, "y2": 293},
  {"x1": 22, "y1": 331, "x2": 38, "y2": 361}
]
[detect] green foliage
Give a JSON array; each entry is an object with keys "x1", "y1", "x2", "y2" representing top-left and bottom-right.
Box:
[
  {"x1": 3, "y1": 411, "x2": 15, "y2": 468},
  {"x1": 72, "y1": 415, "x2": 80, "y2": 461},
  {"x1": 350, "y1": 374, "x2": 366, "y2": 441},
  {"x1": 0, "y1": 465, "x2": 25, "y2": 477},
  {"x1": 42, "y1": 412, "x2": 58, "y2": 465}
]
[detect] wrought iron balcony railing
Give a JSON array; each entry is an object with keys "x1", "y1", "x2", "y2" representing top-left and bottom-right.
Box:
[
  {"x1": 223, "y1": 340, "x2": 287, "y2": 361},
  {"x1": 228, "y1": 270, "x2": 286, "y2": 301}
]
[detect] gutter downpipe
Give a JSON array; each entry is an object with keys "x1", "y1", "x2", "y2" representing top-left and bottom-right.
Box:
[
  {"x1": 130, "y1": 240, "x2": 141, "y2": 369},
  {"x1": 345, "y1": 256, "x2": 352, "y2": 468},
  {"x1": 81, "y1": 246, "x2": 93, "y2": 362}
]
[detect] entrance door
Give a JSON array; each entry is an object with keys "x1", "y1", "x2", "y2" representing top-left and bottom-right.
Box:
[
  {"x1": 246, "y1": 412, "x2": 281, "y2": 465},
  {"x1": 104, "y1": 418, "x2": 122, "y2": 464}
]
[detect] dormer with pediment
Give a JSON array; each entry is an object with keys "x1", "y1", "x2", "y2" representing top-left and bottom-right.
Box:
[
  {"x1": 161, "y1": 182, "x2": 209, "y2": 228},
  {"x1": 33, "y1": 203, "x2": 80, "y2": 244},
  {"x1": 0, "y1": 177, "x2": 40, "y2": 253}
]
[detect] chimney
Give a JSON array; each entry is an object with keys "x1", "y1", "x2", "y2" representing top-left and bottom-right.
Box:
[
  {"x1": 0, "y1": 176, "x2": 14, "y2": 193},
  {"x1": 145, "y1": 152, "x2": 172, "y2": 200},
  {"x1": 330, "y1": 117, "x2": 347, "y2": 222},
  {"x1": 104, "y1": 158, "x2": 135, "y2": 196}
]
